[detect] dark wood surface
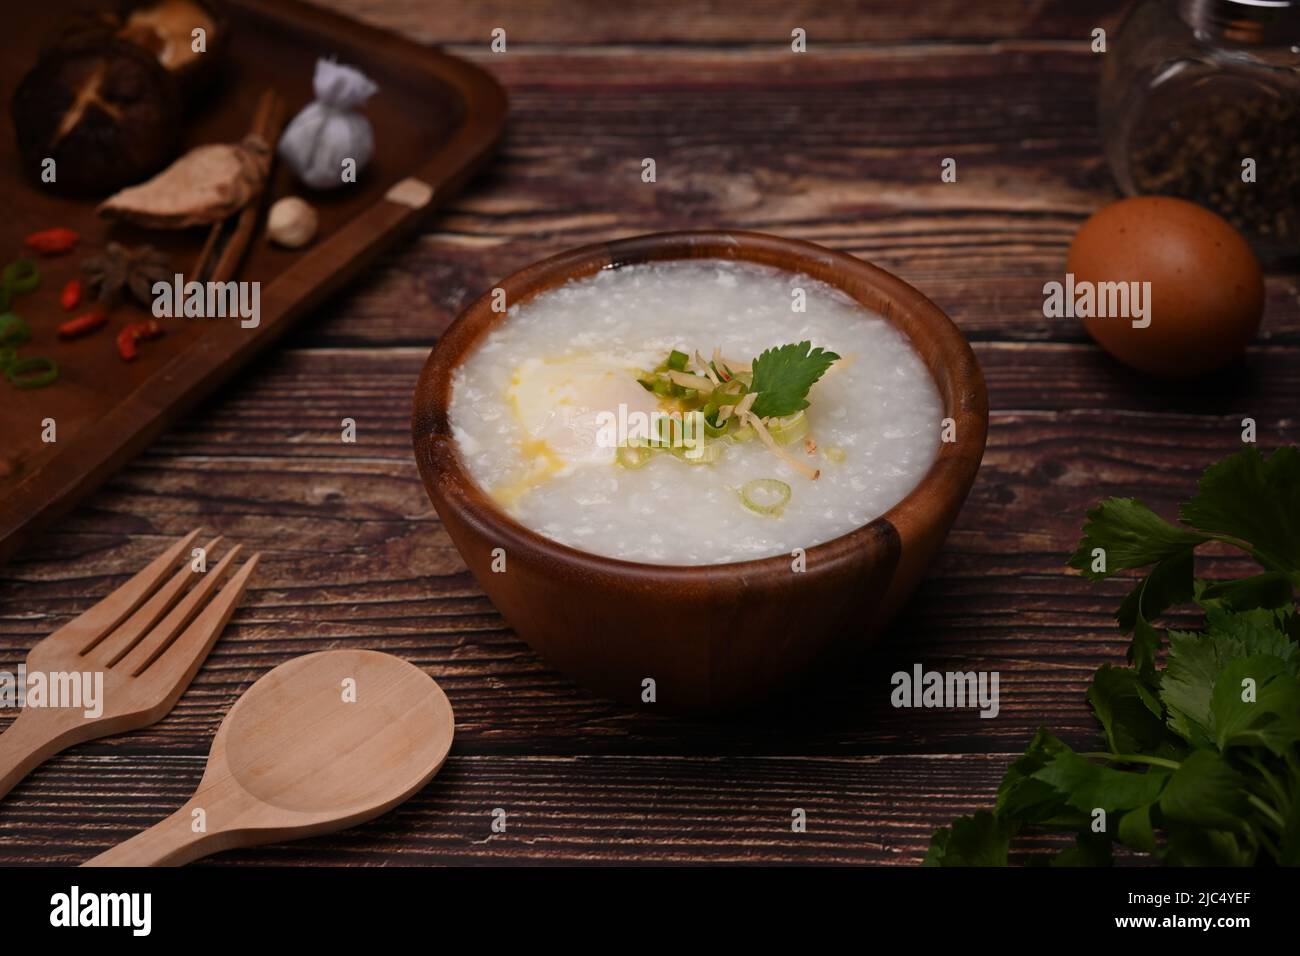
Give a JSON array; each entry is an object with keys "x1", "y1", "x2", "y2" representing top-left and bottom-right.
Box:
[{"x1": 2, "y1": 0, "x2": 1296, "y2": 865}]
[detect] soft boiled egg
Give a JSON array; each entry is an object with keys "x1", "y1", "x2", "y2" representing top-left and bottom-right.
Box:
[{"x1": 503, "y1": 352, "x2": 662, "y2": 489}]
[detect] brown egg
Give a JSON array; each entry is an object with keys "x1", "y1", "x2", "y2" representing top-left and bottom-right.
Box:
[{"x1": 1066, "y1": 196, "x2": 1264, "y2": 377}]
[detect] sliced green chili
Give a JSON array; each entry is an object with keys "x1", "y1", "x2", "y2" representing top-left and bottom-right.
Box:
[
  {"x1": 1, "y1": 259, "x2": 40, "y2": 295},
  {"x1": 0, "y1": 312, "x2": 32, "y2": 346},
  {"x1": 6, "y1": 355, "x2": 58, "y2": 389}
]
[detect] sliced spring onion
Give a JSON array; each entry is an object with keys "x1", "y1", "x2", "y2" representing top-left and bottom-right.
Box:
[
  {"x1": 673, "y1": 439, "x2": 724, "y2": 464},
  {"x1": 666, "y1": 349, "x2": 689, "y2": 371},
  {"x1": 739, "y1": 478, "x2": 791, "y2": 516},
  {"x1": 727, "y1": 422, "x2": 755, "y2": 443},
  {"x1": 0, "y1": 312, "x2": 32, "y2": 346},
  {"x1": 702, "y1": 403, "x2": 731, "y2": 438},
  {"x1": 6, "y1": 355, "x2": 58, "y2": 389},
  {"x1": 1, "y1": 259, "x2": 39, "y2": 295},
  {"x1": 616, "y1": 444, "x2": 653, "y2": 469},
  {"x1": 767, "y1": 410, "x2": 809, "y2": 446}
]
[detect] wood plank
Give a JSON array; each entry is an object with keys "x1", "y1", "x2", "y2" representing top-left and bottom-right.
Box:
[
  {"x1": 277, "y1": 45, "x2": 1300, "y2": 347},
  {"x1": 2, "y1": 345, "x2": 1289, "y2": 756},
  {"x1": 0, "y1": 752, "x2": 1059, "y2": 865},
  {"x1": 315, "y1": 0, "x2": 1130, "y2": 45}
]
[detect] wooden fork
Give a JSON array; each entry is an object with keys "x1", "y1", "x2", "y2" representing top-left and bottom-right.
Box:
[{"x1": 0, "y1": 531, "x2": 259, "y2": 802}]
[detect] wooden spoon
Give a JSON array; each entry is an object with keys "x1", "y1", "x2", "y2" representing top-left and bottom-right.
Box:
[{"x1": 84, "y1": 650, "x2": 454, "y2": 866}]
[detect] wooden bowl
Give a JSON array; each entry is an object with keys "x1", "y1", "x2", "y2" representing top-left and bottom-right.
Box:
[{"x1": 412, "y1": 231, "x2": 987, "y2": 714}]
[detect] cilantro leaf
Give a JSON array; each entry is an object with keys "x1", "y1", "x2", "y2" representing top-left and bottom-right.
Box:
[
  {"x1": 1117, "y1": 551, "x2": 1196, "y2": 675},
  {"x1": 747, "y1": 341, "x2": 839, "y2": 419},
  {"x1": 1210, "y1": 656, "x2": 1300, "y2": 756},
  {"x1": 1087, "y1": 665, "x2": 1175, "y2": 756},
  {"x1": 1180, "y1": 446, "x2": 1300, "y2": 575},
  {"x1": 1069, "y1": 498, "x2": 1205, "y2": 580},
  {"x1": 923, "y1": 811, "x2": 1014, "y2": 866},
  {"x1": 1051, "y1": 830, "x2": 1114, "y2": 867},
  {"x1": 1195, "y1": 573, "x2": 1295, "y2": 613},
  {"x1": 1164, "y1": 822, "x2": 1255, "y2": 866},
  {"x1": 995, "y1": 730, "x2": 1085, "y2": 825},
  {"x1": 1117, "y1": 552, "x2": 1195, "y2": 632},
  {"x1": 1161, "y1": 630, "x2": 1233, "y2": 747},
  {"x1": 1117, "y1": 803, "x2": 1158, "y2": 854},
  {"x1": 1031, "y1": 751, "x2": 1168, "y2": 813},
  {"x1": 1159, "y1": 750, "x2": 1250, "y2": 834},
  {"x1": 1281, "y1": 791, "x2": 1300, "y2": 866},
  {"x1": 1162, "y1": 609, "x2": 1299, "y2": 748},
  {"x1": 1204, "y1": 605, "x2": 1298, "y2": 667}
]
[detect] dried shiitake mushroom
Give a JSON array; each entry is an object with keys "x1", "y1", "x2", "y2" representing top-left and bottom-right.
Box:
[
  {"x1": 118, "y1": 0, "x2": 229, "y2": 98},
  {"x1": 10, "y1": 35, "x2": 181, "y2": 195},
  {"x1": 55, "y1": 0, "x2": 228, "y2": 99}
]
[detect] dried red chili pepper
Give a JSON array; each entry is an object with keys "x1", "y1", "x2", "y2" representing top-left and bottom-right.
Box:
[
  {"x1": 116, "y1": 319, "x2": 163, "y2": 361},
  {"x1": 57, "y1": 311, "x2": 107, "y2": 340},
  {"x1": 59, "y1": 278, "x2": 82, "y2": 311},
  {"x1": 23, "y1": 228, "x2": 79, "y2": 256}
]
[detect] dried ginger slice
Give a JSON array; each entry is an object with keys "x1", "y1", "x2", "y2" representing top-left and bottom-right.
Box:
[{"x1": 99, "y1": 139, "x2": 268, "y2": 229}]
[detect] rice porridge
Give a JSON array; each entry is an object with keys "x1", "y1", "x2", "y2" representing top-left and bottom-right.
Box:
[{"x1": 448, "y1": 259, "x2": 942, "y2": 565}]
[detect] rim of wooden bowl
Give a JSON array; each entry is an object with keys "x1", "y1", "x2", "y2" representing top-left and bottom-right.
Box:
[{"x1": 412, "y1": 230, "x2": 987, "y2": 586}]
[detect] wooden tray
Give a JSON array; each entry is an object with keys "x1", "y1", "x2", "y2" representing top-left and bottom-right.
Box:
[{"x1": 0, "y1": 0, "x2": 506, "y2": 564}]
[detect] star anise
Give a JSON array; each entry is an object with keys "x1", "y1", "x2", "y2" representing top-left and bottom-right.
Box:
[{"x1": 81, "y1": 242, "x2": 173, "y2": 308}]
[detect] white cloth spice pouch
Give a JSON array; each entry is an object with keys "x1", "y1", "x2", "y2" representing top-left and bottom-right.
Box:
[{"x1": 278, "y1": 58, "x2": 379, "y2": 190}]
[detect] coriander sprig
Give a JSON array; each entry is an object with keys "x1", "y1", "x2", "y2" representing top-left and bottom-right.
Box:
[
  {"x1": 927, "y1": 446, "x2": 1300, "y2": 868},
  {"x1": 633, "y1": 341, "x2": 839, "y2": 482}
]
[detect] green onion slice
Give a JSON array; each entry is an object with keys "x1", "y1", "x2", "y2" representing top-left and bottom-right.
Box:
[
  {"x1": 616, "y1": 444, "x2": 653, "y2": 469},
  {"x1": 739, "y1": 478, "x2": 791, "y2": 516},
  {"x1": 667, "y1": 349, "x2": 689, "y2": 371},
  {"x1": 2, "y1": 259, "x2": 40, "y2": 295},
  {"x1": 767, "y1": 411, "x2": 809, "y2": 446},
  {"x1": 673, "y1": 439, "x2": 724, "y2": 465},
  {"x1": 0, "y1": 312, "x2": 32, "y2": 346},
  {"x1": 6, "y1": 355, "x2": 58, "y2": 389}
]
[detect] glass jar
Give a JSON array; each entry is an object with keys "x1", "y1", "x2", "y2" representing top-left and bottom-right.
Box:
[{"x1": 1100, "y1": 0, "x2": 1300, "y2": 264}]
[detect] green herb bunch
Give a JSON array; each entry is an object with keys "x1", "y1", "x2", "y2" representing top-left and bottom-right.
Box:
[{"x1": 926, "y1": 446, "x2": 1300, "y2": 866}]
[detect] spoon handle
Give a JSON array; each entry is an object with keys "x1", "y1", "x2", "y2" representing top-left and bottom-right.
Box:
[{"x1": 83, "y1": 801, "x2": 226, "y2": 867}]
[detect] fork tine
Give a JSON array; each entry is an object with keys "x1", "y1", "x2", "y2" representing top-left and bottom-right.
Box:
[
  {"x1": 52, "y1": 529, "x2": 201, "y2": 654},
  {"x1": 90, "y1": 537, "x2": 223, "y2": 664},
  {"x1": 116, "y1": 545, "x2": 244, "y2": 677},
  {"x1": 136, "y1": 554, "x2": 259, "y2": 691}
]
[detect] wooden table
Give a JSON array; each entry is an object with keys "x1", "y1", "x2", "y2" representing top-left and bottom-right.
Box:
[{"x1": 2, "y1": 0, "x2": 1296, "y2": 865}]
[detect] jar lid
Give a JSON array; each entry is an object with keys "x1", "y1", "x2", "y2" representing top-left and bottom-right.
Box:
[{"x1": 1179, "y1": 0, "x2": 1300, "y2": 44}]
